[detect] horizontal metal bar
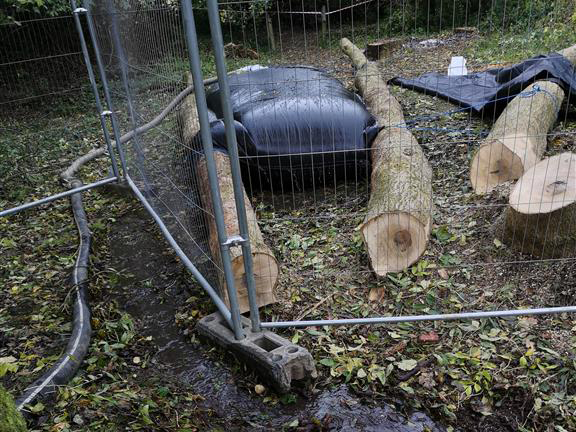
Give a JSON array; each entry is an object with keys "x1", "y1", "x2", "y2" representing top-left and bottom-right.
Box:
[
  {"x1": 260, "y1": 306, "x2": 576, "y2": 329},
  {"x1": 0, "y1": 177, "x2": 118, "y2": 218},
  {"x1": 125, "y1": 175, "x2": 233, "y2": 327}
]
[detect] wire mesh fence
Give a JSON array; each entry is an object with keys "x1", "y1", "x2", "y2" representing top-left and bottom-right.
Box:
[
  {"x1": 85, "y1": 0, "x2": 230, "y2": 314},
  {"x1": 0, "y1": 13, "x2": 112, "y2": 209},
  {"x1": 45, "y1": 0, "x2": 576, "y2": 333}
]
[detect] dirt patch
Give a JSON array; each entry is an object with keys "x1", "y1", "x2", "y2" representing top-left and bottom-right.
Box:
[{"x1": 108, "y1": 205, "x2": 444, "y2": 431}]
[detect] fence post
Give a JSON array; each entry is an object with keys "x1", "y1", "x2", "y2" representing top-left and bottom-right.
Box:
[
  {"x1": 265, "y1": 10, "x2": 276, "y2": 51},
  {"x1": 180, "y1": 0, "x2": 245, "y2": 340},
  {"x1": 70, "y1": 0, "x2": 119, "y2": 180},
  {"x1": 321, "y1": 5, "x2": 327, "y2": 42},
  {"x1": 82, "y1": 0, "x2": 129, "y2": 178},
  {"x1": 205, "y1": 0, "x2": 262, "y2": 333}
]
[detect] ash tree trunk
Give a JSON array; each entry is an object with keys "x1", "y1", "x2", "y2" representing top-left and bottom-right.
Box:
[
  {"x1": 178, "y1": 76, "x2": 279, "y2": 313},
  {"x1": 196, "y1": 152, "x2": 279, "y2": 313},
  {"x1": 470, "y1": 44, "x2": 576, "y2": 194},
  {"x1": 341, "y1": 38, "x2": 433, "y2": 275}
]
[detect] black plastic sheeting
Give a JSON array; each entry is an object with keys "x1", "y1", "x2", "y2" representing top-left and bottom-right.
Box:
[
  {"x1": 202, "y1": 66, "x2": 379, "y2": 190},
  {"x1": 389, "y1": 53, "x2": 576, "y2": 113}
]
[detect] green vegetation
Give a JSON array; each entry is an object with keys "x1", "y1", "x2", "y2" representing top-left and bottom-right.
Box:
[{"x1": 0, "y1": 385, "x2": 27, "y2": 432}]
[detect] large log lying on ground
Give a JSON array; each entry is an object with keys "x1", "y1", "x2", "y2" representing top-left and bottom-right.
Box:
[
  {"x1": 503, "y1": 152, "x2": 576, "y2": 258},
  {"x1": 178, "y1": 76, "x2": 278, "y2": 313},
  {"x1": 340, "y1": 37, "x2": 433, "y2": 275},
  {"x1": 470, "y1": 81, "x2": 564, "y2": 194},
  {"x1": 197, "y1": 152, "x2": 279, "y2": 312},
  {"x1": 470, "y1": 44, "x2": 576, "y2": 194}
]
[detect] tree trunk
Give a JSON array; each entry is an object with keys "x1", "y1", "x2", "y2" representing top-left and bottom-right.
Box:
[
  {"x1": 340, "y1": 37, "x2": 433, "y2": 275},
  {"x1": 197, "y1": 153, "x2": 279, "y2": 313},
  {"x1": 470, "y1": 43, "x2": 576, "y2": 194},
  {"x1": 470, "y1": 81, "x2": 564, "y2": 194},
  {"x1": 503, "y1": 152, "x2": 576, "y2": 258},
  {"x1": 178, "y1": 73, "x2": 279, "y2": 313}
]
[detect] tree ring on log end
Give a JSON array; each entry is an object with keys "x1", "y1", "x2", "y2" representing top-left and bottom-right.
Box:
[
  {"x1": 361, "y1": 211, "x2": 428, "y2": 275},
  {"x1": 470, "y1": 140, "x2": 524, "y2": 194},
  {"x1": 509, "y1": 152, "x2": 576, "y2": 215}
]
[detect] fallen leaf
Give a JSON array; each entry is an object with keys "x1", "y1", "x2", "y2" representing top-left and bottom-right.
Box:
[
  {"x1": 418, "y1": 331, "x2": 439, "y2": 343},
  {"x1": 368, "y1": 286, "x2": 386, "y2": 302},
  {"x1": 384, "y1": 341, "x2": 407, "y2": 356},
  {"x1": 396, "y1": 359, "x2": 418, "y2": 371},
  {"x1": 438, "y1": 268, "x2": 449, "y2": 280},
  {"x1": 418, "y1": 371, "x2": 436, "y2": 388}
]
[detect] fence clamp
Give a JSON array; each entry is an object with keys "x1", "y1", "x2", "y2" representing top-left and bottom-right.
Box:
[
  {"x1": 73, "y1": 7, "x2": 87, "y2": 14},
  {"x1": 222, "y1": 235, "x2": 247, "y2": 248}
]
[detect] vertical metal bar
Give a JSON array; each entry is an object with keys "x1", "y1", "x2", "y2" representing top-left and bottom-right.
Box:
[
  {"x1": 206, "y1": 0, "x2": 261, "y2": 332},
  {"x1": 71, "y1": 0, "x2": 119, "y2": 180},
  {"x1": 181, "y1": 0, "x2": 245, "y2": 340},
  {"x1": 321, "y1": 5, "x2": 327, "y2": 42},
  {"x1": 82, "y1": 0, "x2": 129, "y2": 177},
  {"x1": 103, "y1": 0, "x2": 153, "y2": 192}
]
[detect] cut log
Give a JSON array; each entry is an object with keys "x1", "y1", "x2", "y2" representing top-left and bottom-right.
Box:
[
  {"x1": 559, "y1": 44, "x2": 576, "y2": 64},
  {"x1": 454, "y1": 26, "x2": 477, "y2": 35},
  {"x1": 470, "y1": 43, "x2": 576, "y2": 194},
  {"x1": 197, "y1": 152, "x2": 279, "y2": 313},
  {"x1": 340, "y1": 37, "x2": 433, "y2": 275},
  {"x1": 366, "y1": 38, "x2": 402, "y2": 61},
  {"x1": 178, "y1": 73, "x2": 278, "y2": 313},
  {"x1": 504, "y1": 152, "x2": 576, "y2": 258},
  {"x1": 470, "y1": 80, "x2": 565, "y2": 194}
]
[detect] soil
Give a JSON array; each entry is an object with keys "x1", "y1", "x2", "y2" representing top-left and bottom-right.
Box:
[{"x1": 109, "y1": 204, "x2": 444, "y2": 431}]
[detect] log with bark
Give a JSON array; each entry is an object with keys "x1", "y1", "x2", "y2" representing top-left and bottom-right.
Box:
[
  {"x1": 178, "y1": 75, "x2": 279, "y2": 313},
  {"x1": 196, "y1": 152, "x2": 279, "y2": 313},
  {"x1": 503, "y1": 152, "x2": 576, "y2": 258},
  {"x1": 470, "y1": 44, "x2": 576, "y2": 194},
  {"x1": 340, "y1": 37, "x2": 433, "y2": 275}
]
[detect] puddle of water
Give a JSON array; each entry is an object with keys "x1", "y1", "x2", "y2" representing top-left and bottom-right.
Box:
[{"x1": 109, "y1": 208, "x2": 445, "y2": 431}]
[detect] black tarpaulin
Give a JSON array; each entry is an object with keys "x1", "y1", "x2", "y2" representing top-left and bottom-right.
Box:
[
  {"x1": 202, "y1": 66, "x2": 379, "y2": 189},
  {"x1": 389, "y1": 53, "x2": 576, "y2": 113}
]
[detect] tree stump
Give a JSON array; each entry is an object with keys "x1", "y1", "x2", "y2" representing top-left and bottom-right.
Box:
[
  {"x1": 454, "y1": 27, "x2": 477, "y2": 35},
  {"x1": 504, "y1": 152, "x2": 576, "y2": 258},
  {"x1": 366, "y1": 38, "x2": 402, "y2": 61}
]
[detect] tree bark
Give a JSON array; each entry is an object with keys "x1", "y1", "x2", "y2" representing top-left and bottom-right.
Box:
[
  {"x1": 470, "y1": 43, "x2": 576, "y2": 194},
  {"x1": 178, "y1": 74, "x2": 278, "y2": 313},
  {"x1": 197, "y1": 152, "x2": 279, "y2": 313},
  {"x1": 504, "y1": 152, "x2": 576, "y2": 258},
  {"x1": 340, "y1": 37, "x2": 433, "y2": 275}
]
